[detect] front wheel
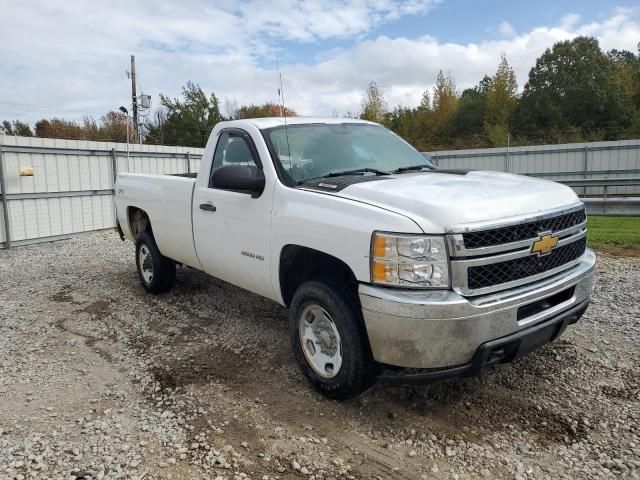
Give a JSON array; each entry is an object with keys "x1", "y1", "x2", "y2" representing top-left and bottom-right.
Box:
[
  {"x1": 289, "y1": 280, "x2": 376, "y2": 400},
  {"x1": 135, "y1": 232, "x2": 176, "y2": 294}
]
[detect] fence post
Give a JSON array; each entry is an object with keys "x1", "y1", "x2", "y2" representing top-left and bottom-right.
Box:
[
  {"x1": 0, "y1": 141, "x2": 12, "y2": 248},
  {"x1": 186, "y1": 152, "x2": 191, "y2": 174},
  {"x1": 504, "y1": 132, "x2": 511, "y2": 173},
  {"x1": 583, "y1": 146, "x2": 589, "y2": 197},
  {"x1": 110, "y1": 148, "x2": 118, "y2": 229},
  {"x1": 111, "y1": 148, "x2": 118, "y2": 183}
]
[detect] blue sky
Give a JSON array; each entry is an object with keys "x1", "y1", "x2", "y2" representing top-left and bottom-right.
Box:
[
  {"x1": 381, "y1": 0, "x2": 614, "y2": 43},
  {"x1": 277, "y1": 0, "x2": 625, "y2": 66},
  {"x1": 0, "y1": 1, "x2": 639, "y2": 123}
]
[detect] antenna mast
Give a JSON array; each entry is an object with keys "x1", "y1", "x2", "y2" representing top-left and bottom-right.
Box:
[
  {"x1": 275, "y1": 44, "x2": 285, "y2": 117},
  {"x1": 275, "y1": 43, "x2": 292, "y2": 173}
]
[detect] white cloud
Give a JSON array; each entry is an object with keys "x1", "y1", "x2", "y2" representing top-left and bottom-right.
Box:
[
  {"x1": 498, "y1": 21, "x2": 516, "y2": 37},
  {"x1": 275, "y1": 7, "x2": 640, "y2": 114},
  {"x1": 560, "y1": 13, "x2": 581, "y2": 30},
  {"x1": 0, "y1": 1, "x2": 638, "y2": 124},
  {"x1": 239, "y1": 0, "x2": 438, "y2": 41}
]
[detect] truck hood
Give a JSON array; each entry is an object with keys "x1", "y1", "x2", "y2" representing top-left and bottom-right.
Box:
[{"x1": 332, "y1": 170, "x2": 581, "y2": 233}]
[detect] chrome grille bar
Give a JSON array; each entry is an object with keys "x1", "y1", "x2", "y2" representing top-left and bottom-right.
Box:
[{"x1": 447, "y1": 203, "x2": 589, "y2": 296}]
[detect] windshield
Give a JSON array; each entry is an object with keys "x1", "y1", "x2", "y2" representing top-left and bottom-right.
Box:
[{"x1": 264, "y1": 123, "x2": 435, "y2": 184}]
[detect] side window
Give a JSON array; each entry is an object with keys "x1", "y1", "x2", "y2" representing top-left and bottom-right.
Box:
[
  {"x1": 212, "y1": 132, "x2": 257, "y2": 169},
  {"x1": 209, "y1": 131, "x2": 259, "y2": 187}
]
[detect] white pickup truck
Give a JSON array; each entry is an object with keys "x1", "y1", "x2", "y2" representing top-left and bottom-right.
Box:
[{"x1": 115, "y1": 117, "x2": 596, "y2": 399}]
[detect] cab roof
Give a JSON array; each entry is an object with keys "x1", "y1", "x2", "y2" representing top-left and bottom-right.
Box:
[{"x1": 220, "y1": 117, "x2": 377, "y2": 130}]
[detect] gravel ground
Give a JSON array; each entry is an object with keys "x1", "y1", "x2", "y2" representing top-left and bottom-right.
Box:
[{"x1": 0, "y1": 231, "x2": 638, "y2": 480}]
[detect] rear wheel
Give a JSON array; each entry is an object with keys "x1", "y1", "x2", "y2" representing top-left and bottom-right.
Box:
[
  {"x1": 135, "y1": 232, "x2": 176, "y2": 294},
  {"x1": 289, "y1": 279, "x2": 376, "y2": 400}
]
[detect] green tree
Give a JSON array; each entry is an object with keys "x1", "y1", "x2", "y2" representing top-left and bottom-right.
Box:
[
  {"x1": 386, "y1": 106, "x2": 421, "y2": 147},
  {"x1": 450, "y1": 87, "x2": 487, "y2": 141},
  {"x1": 145, "y1": 81, "x2": 224, "y2": 147},
  {"x1": 360, "y1": 81, "x2": 388, "y2": 124},
  {"x1": 608, "y1": 49, "x2": 640, "y2": 106},
  {"x1": 608, "y1": 48, "x2": 640, "y2": 137},
  {"x1": 418, "y1": 90, "x2": 431, "y2": 111},
  {"x1": 513, "y1": 36, "x2": 633, "y2": 140},
  {"x1": 0, "y1": 120, "x2": 33, "y2": 136}
]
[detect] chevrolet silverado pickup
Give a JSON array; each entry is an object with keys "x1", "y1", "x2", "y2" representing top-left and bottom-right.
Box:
[{"x1": 115, "y1": 117, "x2": 596, "y2": 400}]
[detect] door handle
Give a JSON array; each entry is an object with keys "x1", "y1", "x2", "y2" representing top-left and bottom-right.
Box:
[{"x1": 199, "y1": 203, "x2": 217, "y2": 212}]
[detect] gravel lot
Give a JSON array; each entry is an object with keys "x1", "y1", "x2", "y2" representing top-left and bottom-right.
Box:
[{"x1": 0, "y1": 231, "x2": 638, "y2": 480}]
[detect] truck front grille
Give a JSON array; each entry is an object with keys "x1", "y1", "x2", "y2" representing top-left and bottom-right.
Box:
[
  {"x1": 448, "y1": 204, "x2": 590, "y2": 295},
  {"x1": 462, "y1": 208, "x2": 586, "y2": 249},
  {"x1": 467, "y1": 238, "x2": 587, "y2": 290}
]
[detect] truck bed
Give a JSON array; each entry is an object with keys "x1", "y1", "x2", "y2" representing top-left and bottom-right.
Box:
[{"x1": 114, "y1": 172, "x2": 201, "y2": 269}]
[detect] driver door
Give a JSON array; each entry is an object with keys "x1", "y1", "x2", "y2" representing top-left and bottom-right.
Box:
[{"x1": 192, "y1": 129, "x2": 274, "y2": 299}]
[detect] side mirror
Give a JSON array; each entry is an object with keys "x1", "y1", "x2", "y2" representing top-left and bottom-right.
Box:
[{"x1": 211, "y1": 165, "x2": 265, "y2": 198}]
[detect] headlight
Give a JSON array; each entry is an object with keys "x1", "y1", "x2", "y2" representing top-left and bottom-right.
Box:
[{"x1": 371, "y1": 232, "x2": 449, "y2": 288}]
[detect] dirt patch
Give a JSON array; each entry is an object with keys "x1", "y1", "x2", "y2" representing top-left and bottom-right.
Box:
[
  {"x1": 50, "y1": 285, "x2": 84, "y2": 305},
  {"x1": 80, "y1": 300, "x2": 112, "y2": 318},
  {"x1": 595, "y1": 245, "x2": 640, "y2": 257}
]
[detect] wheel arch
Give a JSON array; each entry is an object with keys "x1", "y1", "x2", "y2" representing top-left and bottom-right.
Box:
[
  {"x1": 127, "y1": 206, "x2": 153, "y2": 239},
  {"x1": 279, "y1": 244, "x2": 360, "y2": 308}
]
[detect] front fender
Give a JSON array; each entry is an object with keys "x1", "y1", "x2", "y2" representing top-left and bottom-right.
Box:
[{"x1": 270, "y1": 184, "x2": 422, "y2": 305}]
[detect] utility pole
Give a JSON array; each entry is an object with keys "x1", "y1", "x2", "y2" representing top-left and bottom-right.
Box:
[{"x1": 130, "y1": 55, "x2": 139, "y2": 143}]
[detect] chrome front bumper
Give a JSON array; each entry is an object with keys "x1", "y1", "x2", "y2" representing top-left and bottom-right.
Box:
[{"x1": 359, "y1": 249, "x2": 596, "y2": 369}]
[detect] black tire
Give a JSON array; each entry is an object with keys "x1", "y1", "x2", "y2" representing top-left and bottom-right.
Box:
[
  {"x1": 289, "y1": 279, "x2": 376, "y2": 400},
  {"x1": 135, "y1": 231, "x2": 176, "y2": 294}
]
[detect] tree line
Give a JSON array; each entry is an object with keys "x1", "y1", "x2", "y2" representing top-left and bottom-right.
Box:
[
  {"x1": 2, "y1": 36, "x2": 639, "y2": 150},
  {"x1": 1, "y1": 112, "x2": 134, "y2": 143},
  {"x1": 364, "y1": 36, "x2": 640, "y2": 149},
  {"x1": 0, "y1": 86, "x2": 296, "y2": 146}
]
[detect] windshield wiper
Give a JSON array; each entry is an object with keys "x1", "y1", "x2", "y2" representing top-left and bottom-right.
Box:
[
  {"x1": 299, "y1": 167, "x2": 391, "y2": 184},
  {"x1": 324, "y1": 167, "x2": 391, "y2": 178},
  {"x1": 391, "y1": 164, "x2": 434, "y2": 174}
]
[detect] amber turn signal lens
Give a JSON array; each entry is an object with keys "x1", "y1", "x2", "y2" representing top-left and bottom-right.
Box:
[
  {"x1": 372, "y1": 261, "x2": 389, "y2": 282},
  {"x1": 373, "y1": 235, "x2": 388, "y2": 258}
]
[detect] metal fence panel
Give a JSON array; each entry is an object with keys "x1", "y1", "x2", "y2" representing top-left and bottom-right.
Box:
[
  {"x1": 428, "y1": 139, "x2": 640, "y2": 198},
  {"x1": 1, "y1": 136, "x2": 638, "y2": 249},
  {"x1": 0, "y1": 135, "x2": 203, "y2": 248}
]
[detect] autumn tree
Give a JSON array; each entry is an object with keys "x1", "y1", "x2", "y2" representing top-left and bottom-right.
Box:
[
  {"x1": 98, "y1": 111, "x2": 130, "y2": 142},
  {"x1": 35, "y1": 118, "x2": 83, "y2": 139},
  {"x1": 431, "y1": 71, "x2": 457, "y2": 144},
  {"x1": 360, "y1": 81, "x2": 388, "y2": 124},
  {"x1": 235, "y1": 102, "x2": 296, "y2": 119},
  {"x1": 484, "y1": 54, "x2": 518, "y2": 146}
]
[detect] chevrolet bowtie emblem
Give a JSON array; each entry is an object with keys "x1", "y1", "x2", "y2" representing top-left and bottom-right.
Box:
[{"x1": 531, "y1": 233, "x2": 559, "y2": 256}]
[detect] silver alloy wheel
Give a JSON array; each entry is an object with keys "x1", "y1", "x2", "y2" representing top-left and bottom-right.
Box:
[
  {"x1": 299, "y1": 304, "x2": 343, "y2": 379},
  {"x1": 139, "y1": 245, "x2": 153, "y2": 284}
]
